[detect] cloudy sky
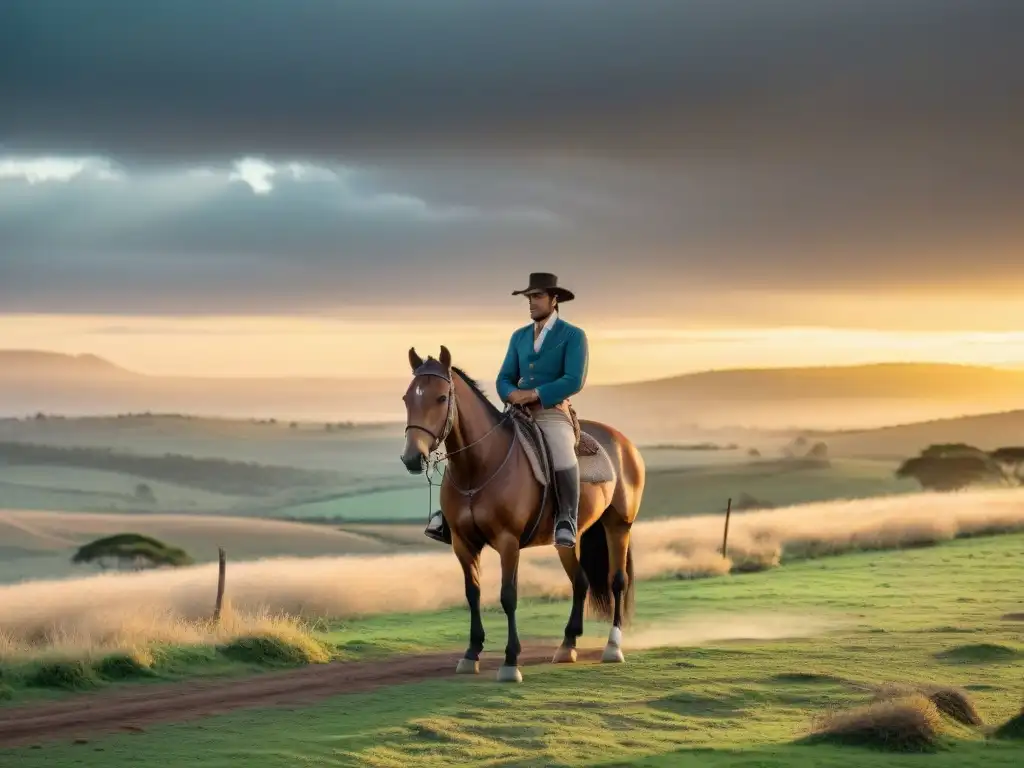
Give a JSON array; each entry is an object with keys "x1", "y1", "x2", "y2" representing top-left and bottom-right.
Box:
[{"x1": 2, "y1": 1, "x2": 1023, "y2": 380}]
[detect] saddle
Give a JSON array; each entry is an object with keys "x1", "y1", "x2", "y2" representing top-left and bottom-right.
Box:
[
  {"x1": 509, "y1": 402, "x2": 616, "y2": 547},
  {"x1": 509, "y1": 402, "x2": 615, "y2": 489}
]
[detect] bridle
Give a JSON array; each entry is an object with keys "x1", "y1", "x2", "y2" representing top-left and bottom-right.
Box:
[
  {"x1": 404, "y1": 361, "x2": 457, "y2": 455},
  {"x1": 404, "y1": 360, "x2": 518, "y2": 520}
]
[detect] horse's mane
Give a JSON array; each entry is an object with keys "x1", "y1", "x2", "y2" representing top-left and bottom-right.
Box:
[{"x1": 451, "y1": 365, "x2": 506, "y2": 424}]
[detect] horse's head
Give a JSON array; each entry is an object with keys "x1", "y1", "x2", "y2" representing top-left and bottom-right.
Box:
[{"x1": 401, "y1": 345, "x2": 455, "y2": 473}]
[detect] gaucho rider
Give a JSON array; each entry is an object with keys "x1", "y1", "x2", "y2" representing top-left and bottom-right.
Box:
[{"x1": 424, "y1": 272, "x2": 589, "y2": 549}]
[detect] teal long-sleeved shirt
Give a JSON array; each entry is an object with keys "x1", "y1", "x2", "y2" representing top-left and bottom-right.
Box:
[{"x1": 495, "y1": 316, "x2": 589, "y2": 409}]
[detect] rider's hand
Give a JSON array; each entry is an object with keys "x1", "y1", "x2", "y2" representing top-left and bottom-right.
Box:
[{"x1": 507, "y1": 389, "x2": 539, "y2": 406}]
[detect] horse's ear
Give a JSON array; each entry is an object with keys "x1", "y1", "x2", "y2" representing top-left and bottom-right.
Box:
[
  {"x1": 439, "y1": 345, "x2": 451, "y2": 370},
  {"x1": 408, "y1": 347, "x2": 424, "y2": 371}
]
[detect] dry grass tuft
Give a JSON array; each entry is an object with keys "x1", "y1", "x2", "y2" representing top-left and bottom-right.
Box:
[
  {"x1": 873, "y1": 683, "x2": 984, "y2": 727},
  {"x1": 805, "y1": 694, "x2": 947, "y2": 752},
  {"x1": 220, "y1": 631, "x2": 331, "y2": 666},
  {"x1": 0, "y1": 488, "x2": 1022, "y2": 662},
  {"x1": 0, "y1": 599, "x2": 325, "y2": 670},
  {"x1": 926, "y1": 687, "x2": 984, "y2": 727}
]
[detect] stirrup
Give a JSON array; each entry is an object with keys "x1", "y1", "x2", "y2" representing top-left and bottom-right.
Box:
[{"x1": 424, "y1": 510, "x2": 452, "y2": 544}]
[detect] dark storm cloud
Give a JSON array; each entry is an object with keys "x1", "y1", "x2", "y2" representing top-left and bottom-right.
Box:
[
  {"x1": 1, "y1": 0, "x2": 1023, "y2": 314},
  {"x1": 1, "y1": 0, "x2": 1021, "y2": 161}
]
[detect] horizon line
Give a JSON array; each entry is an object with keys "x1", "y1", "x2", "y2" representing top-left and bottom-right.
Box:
[{"x1": 2, "y1": 347, "x2": 1024, "y2": 385}]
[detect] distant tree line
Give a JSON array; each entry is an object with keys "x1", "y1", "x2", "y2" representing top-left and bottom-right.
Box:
[
  {"x1": 896, "y1": 443, "x2": 1024, "y2": 491},
  {"x1": 0, "y1": 441, "x2": 337, "y2": 496}
]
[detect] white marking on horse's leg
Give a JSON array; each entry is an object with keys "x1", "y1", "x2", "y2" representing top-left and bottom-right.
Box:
[
  {"x1": 608, "y1": 626, "x2": 623, "y2": 647},
  {"x1": 456, "y1": 658, "x2": 480, "y2": 674},
  {"x1": 496, "y1": 665, "x2": 523, "y2": 683},
  {"x1": 602, "y1": 626, "x2": 625, "y2": 663}
]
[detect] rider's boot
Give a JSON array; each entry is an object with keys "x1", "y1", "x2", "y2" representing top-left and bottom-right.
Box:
[
  {"x1": 553, "y1": 464, "x2": 580, "y2": 548},
  {"x1": 424, "y1": 509, "x2": 452, "y2": 545}
]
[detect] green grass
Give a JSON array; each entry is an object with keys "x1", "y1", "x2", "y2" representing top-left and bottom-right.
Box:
[
  {"x1": 270, "y1": 457, "x2": 919, "y2": 522},
  {"x1": 0, "y1": 635, "x2": 338, "y2": 707},
  {"x1": 2, "y1": 533, "x2": 1021, "y2": 766},
  {"x1": 638, "y1": 458, "x2": 918, "y2": 519},
  {"x1": 0, "y1": 417, "x2": 915, "y2": 525}
]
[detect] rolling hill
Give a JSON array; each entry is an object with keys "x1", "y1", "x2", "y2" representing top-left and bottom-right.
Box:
[
  {"x1": 819, "y1": 408, "x2": 1024, "y2": 458},
  {"x1": 596, "y1": 362, "x2": 1024, "y2": 400},
  {"x1": 574, "y1": 362, "x2": 1024, "y2": 433},
  {"x1": 6, "y1": 351, "x2": 1024, "y2": 432},
  {"x1": 0, "y1": 350, "x2": 406, "y2": 423},
  {"x1": 0, "y1": 350, "x2": 137, "y2": 380}
]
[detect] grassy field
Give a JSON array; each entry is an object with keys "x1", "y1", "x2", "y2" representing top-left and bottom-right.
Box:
[
  {"x1": 0, "y1": 451, "x2": 916, "y2": 524},
  {"x1": 1, "y1": 531, "x2": 1022, "y2": 766},
  {"x1": 637, "y1": 457, "x2": 916, "y2": 518},
  {"x1": 1, "y1": 489, "x2": 1021, "y2": 668},
  {"x1": 0, "y1": 410, "x2": 1000, "y2": 530},
  {"x1": 0, "y1": 509, "x2": 398, "y2": 583}
]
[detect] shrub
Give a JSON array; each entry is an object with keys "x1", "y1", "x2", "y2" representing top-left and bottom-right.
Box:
[
  {"x1": 28, "y1": 660, "x2": 101, "y2": 690},
  {"x1": 94, "y1": 650, "x2": 155, "y2": 680}
]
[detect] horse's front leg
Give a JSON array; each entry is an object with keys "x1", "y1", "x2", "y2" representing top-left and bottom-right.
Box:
[
  {"x1": 495, "y1": 533, "x2": 523, "y2": 682},
  {"x1": 453, "y1": 535, "x2": 484, "y2": 674}
]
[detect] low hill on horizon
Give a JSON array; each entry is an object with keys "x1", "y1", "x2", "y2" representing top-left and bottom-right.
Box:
[
  {"x1": 5, "y1": 350, "x2": 1024, "y2": 431},
  {"x1": 596, "y1": 361, "x2": 1024, "y2": 400},
  {"x1": 818, "y1": 407, "x2": 1024, "y2": 458},
  {"x1": 0, "y1": 350, "x2": 136, "y2": 379}
]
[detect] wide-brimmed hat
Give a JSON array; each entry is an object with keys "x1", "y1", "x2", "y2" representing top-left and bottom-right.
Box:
[{"x1": 511, "y1": 272, "x2": 575, "y2": 302}]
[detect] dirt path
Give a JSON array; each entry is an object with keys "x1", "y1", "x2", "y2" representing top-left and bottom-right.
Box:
[{"x1": 0, "y1": 646, "x2": 602, "y2": 748}]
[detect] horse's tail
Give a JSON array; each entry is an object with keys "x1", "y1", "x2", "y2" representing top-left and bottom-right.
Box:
[{"x1": 579, "y1": 515, "x2": 635, "y2": 624}]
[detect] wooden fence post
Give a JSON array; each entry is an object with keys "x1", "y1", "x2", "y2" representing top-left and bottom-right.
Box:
[
  {"x1": 721, "y1": 498, "x2": 732, "y2": 558},
  {"x1": 213, "y1": 546, "x2": 226, "y2": 622}
]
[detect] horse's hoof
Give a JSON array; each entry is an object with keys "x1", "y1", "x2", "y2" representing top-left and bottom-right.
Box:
[
  {"x1": 496, "y1": 665, "x2": 523, "y2": 683},
  {"x1": 602, "y1": 645, "x2": 625, "y2": 663},
  {"x1": 552, "y1": 645, "x2": 577, "y2": 664},
  {"x1": 456, "y1": 658, "x2": 480, "y2": 675}
]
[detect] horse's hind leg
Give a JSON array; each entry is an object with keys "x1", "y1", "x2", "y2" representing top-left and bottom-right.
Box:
[
  {"x1": 552, "y1": 545, "x2": 588, "y2": 663},
  {"x1": 453, "y1": 535, "x2": 484, "y2": 674},
  {"x1": 602, "y1": 515, "x2": 632, "y2": 663}
]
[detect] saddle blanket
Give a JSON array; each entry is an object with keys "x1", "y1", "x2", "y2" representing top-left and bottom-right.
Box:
[{"x1": 513, "y1": 421, "x2": 617, "y2": 486}]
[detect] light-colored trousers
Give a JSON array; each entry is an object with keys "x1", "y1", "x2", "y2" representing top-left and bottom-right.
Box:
[{"x1": 532, "y1": 407, "x2": 577, "y2": 471}]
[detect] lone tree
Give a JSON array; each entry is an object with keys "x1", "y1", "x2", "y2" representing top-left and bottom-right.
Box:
[
  {"x1": 990, "y1": 446, "x2": 1024, "y2": 483},
  {"x1": 895, "y1": 443, "x2": 1011, "y2": 492},
  {"x1": 71, "y1": 533, "x2": 194, "y2": 572}
]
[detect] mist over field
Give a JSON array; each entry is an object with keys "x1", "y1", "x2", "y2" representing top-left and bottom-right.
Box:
[{"x1": 2, "y1": 488, "x2": 1021, "y2": 659}]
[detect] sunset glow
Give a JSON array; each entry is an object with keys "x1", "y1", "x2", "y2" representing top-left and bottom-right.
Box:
[{"x1": 3, "y1": 313, "x2": 1024, "y2": 384}]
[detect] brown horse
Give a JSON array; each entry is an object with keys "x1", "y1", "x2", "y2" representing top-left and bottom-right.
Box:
[{"x1": 401, "y1": 345, "x2": 645, "y2": 682}]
